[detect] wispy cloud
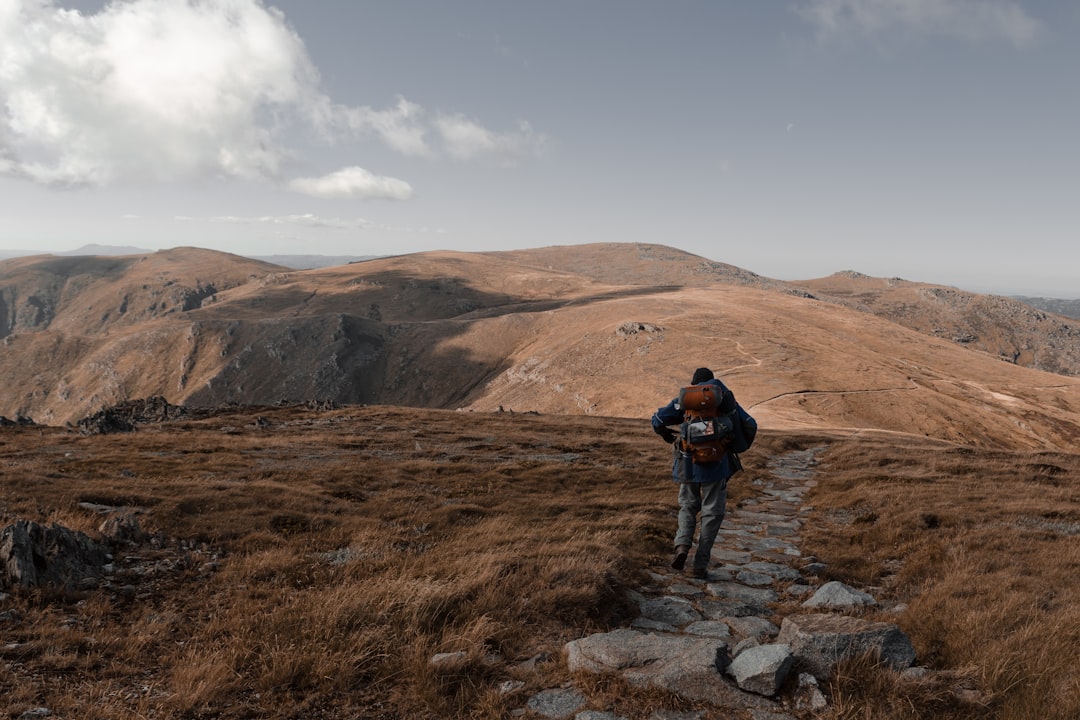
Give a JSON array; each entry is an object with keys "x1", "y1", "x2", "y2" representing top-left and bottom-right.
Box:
[
  {"x1": 435, "y1": 115, "x2": 548, "y2": 165},
  {"x1": 0, "y1": 0, "x2": 547, "y2": 191},
  {"x1": 794, "y1": 0, "x2": 1045, "y2": 47},
  {"x1": 208, "y1": 214, "x2": 371, "y2": 230}
]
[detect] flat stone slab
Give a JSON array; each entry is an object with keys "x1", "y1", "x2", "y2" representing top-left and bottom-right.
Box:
[
  {"x1": 685, "y1": 620, "x2": 732, "y2": 638},
  {"x1": 525, "y1": 688, "x2": 586, "y2": 719},
  {"x1": 639, "y1": 596, "x2": 703, "y2": 627},
  {"x1": 726, "y1": 616, "x2": 779, "y2": 642},
  {"x1": 565, "y1": 629, "x2": 776, "y2": 711},
  {"x1": 707, "y1": 581, "x2": 779, "y2": 607},
  {"x1": 742, "y1": 562, "x2": 802, "y2": 582}
]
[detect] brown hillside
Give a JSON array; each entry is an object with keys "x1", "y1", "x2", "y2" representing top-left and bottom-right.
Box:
[
  {"x1": 800, "y1": 271, "x2": 1080, "y2": 377},
  {"x1": 0, "y1": 244, "x2": 1078, "y2": 451},
  {"x1": 0, "y1": 247, "x2": 283, "y2": 336}
]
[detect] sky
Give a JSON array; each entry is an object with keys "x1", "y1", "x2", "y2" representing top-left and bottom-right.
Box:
[{"x1": 1, "y1": 0, "x2": 1078, "y2": 297}]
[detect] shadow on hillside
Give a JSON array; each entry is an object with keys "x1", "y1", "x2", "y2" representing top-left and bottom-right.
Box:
[
  {"x1": 200, "y1": 271, "x2": 683, "y2": 323},
  {"x1": 180, "y1": 272, "x2": 686, "y2": 410}
]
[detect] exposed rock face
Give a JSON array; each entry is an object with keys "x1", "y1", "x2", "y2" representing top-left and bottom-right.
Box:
[
  {"x1": 0, "y1": 520, "x2": 111, "y2": 591},
  {"x1": 76, "y1": 396, "x2": 187, "y2": 434}
]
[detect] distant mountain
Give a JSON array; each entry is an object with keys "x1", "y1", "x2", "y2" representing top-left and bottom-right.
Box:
[
  {"x1": 0, "y1": 245, "x2": 375, "y2": 270},
  {"x1": 1, "y1": 242, "x2": 1079, "y2": 451},
  {"x1": 1014, "y1": 296, "x2": 1080, "y2": 320},
  {"x1": 798, "y1": 271, "x2": 1080, "y2": 378}
]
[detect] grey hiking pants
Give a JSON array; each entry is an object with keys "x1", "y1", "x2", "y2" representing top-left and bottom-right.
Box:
[{"x1": 674, "y1": 479, "x2": 728, "y2": 571}]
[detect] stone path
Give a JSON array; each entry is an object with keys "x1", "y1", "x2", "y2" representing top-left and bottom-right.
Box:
[{"x1": 518, "y1": 446, "x2": 917, "y2": 720}]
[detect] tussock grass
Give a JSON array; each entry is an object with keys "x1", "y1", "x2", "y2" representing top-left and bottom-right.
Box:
[{"x1": 1, "y1": 407, "x2": 1077, "y2": 718}]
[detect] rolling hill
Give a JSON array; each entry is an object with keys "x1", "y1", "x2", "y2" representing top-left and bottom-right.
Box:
[{"x1": 1, "y1": 243, "x2": 1078, "y2": 451}]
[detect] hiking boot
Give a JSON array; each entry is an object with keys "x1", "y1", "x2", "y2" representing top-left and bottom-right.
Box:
[
  {"x1": 692, "y1": 567, "x2": 709, "y2": 580},
  {"x1": 670, "y1": 546, "x2": 689, "y2": 571}
]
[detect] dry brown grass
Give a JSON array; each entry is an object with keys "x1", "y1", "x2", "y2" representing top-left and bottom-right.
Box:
[
  {"x1": 0, "y1": 405, "x2": 686, "y2": 718},
  {"x1": 804, "y1": 435, "x2": 1080, "y2": 720},
  {"x1": 1, "y1": 407, "x2": 1077, "y2": 719}
]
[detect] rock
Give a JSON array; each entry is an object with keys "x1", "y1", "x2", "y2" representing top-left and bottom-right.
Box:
[
  {"x1": 631, "y1": 617, "x2": 676, "y2": 632},
  {"x1": 777, "y1": 614, "x2": 916, "y2": 681},
  {"x1": 785, "y1": 583, "x2": 814, "y2": 597},
  {"x1": 1, "y1": 520, "x2": 110, "y2": 591},
  {"x1": 565, "y1": 629, "x2": 775, "y2": 711},
  {"x1": 429, "y1": 650, "x2": 468, "y2": 669},
  {"x1": 650, "y1": 712, "x2": 705, "y2": 720},
  {"x1": 576, "y1": 712, "x2": 627, "y2": 720},
  {"x1": 725, "y1": 616, "x2": 779, "y2": 642},
  {"x1": 706, "y1": 581, "x2": 778, "y2": 608},
  {"x1": 750, "y1": 712, "x2": 798, "y2": 720},
  {"x1": 98, "y1": 513, "x2": 147, "y2": 544},
  {"x1": 736, "y1": 570, "x2": 774, "y2": 587},
  {"x1": 684, "y1": 620, "x2": 732, "y2": 638},
  {"x1": 742, "y1": 561, "x2": 801, "y2": 582},
  {"x1": 18, "y1": 709, "x2": 52, "y2": 720},
  {"x1": 733, "y1": 637, "x2": 760, "y2": 656},
  {"x1": 801, "y1": 581, "x2": 877, "y2": 609},
  {"x1": 727, "y1": 643, "x2": 794, "y2": 696},
  {"x1": 566, "y1": 629, "x2": 723, "y2": 676},
  {"x1": 794, "y1": 672, "x2": 828, "y2": 710},
  {"x1": 525, "y1": 688, "x2": 586, "y2": 719},
  {"x1": 700, "y1": 598, "x2": 763, "y2": 619},
  {"x1": 638, "y1": 596, "x2": 702, "y2": 626}
]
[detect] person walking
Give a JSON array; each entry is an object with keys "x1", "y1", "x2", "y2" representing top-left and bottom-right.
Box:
[{"x1": 651, "y1": 367, "x2": 756, "y2": 579}]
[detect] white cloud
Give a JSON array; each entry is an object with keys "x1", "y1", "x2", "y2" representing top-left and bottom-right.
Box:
[
  {"x1": 288, "y1": 167, "x2": 413, "y2": 200},
  {"x1": 795, "y1": 0, "x2": 1045, "y2": 47},
  {"x1": 1, "y1": 0, "x2": 322, "y2": 186},
  {"x1": 0, "y1": 0, "x2": 547, "y2": 189}
]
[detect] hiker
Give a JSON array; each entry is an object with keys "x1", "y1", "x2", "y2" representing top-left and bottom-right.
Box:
[{"x1": 651, "y1": 367, "x2": 756, "y2": 579}]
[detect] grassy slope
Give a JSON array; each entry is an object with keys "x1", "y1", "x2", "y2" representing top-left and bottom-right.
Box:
[{"x1": 1, "y1": 405, "x2": 1078, "y2": 719}]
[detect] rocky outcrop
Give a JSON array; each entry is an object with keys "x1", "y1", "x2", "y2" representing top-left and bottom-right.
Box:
[
  {"x1": 75, "y1": 395, "x2": 188, "y2": 434},
  {"x1": 0, "y1": 520, "x2": 111, "y2": 591}
]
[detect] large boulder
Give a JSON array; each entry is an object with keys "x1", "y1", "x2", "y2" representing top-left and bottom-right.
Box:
[
  {"x1": 0, "y1": 520, "x2": 111, "y2": 591},
  {"x1": 777, "y1": 614, "x2": 916, "y2": 681}
]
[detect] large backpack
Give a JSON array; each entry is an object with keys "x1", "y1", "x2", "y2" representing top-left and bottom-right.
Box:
[{"x1": 677, "y1": 383, "x2": 738, "y2": 464}]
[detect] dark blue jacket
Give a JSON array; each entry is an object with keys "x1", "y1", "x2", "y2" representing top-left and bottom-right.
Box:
[{"x1": 651, "y1": 378, "x2": 752, "y2": 484}]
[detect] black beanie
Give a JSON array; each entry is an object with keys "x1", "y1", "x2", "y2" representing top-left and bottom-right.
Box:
[{"x1": 691, "y1": 367, "x2": 714, "y2": 384}]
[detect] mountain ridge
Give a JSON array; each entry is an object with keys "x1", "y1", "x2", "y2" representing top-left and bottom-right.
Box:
[{"x1": 1, "y1": 243, "x2": 1078, "y2": 451}]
